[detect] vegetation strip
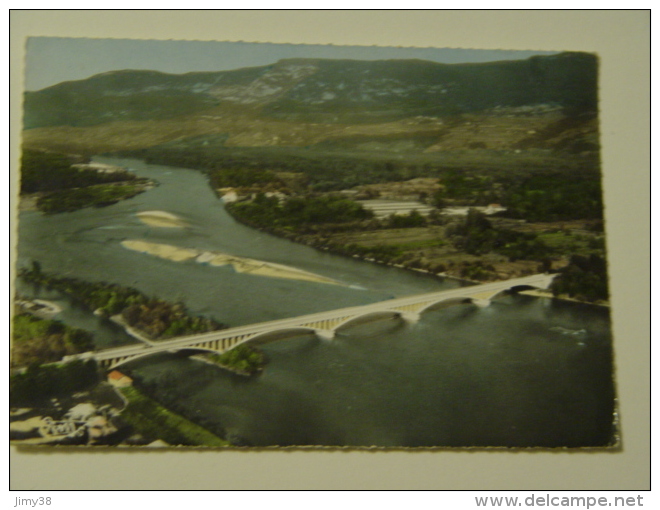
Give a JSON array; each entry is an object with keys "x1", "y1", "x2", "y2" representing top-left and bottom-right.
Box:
[
  {"x1": 20, "y1": 264, "x2": 226, "y2": 341},
  {"x1": 119, "y1": 386, "x2": 229, "y2": 447},
  {"x1": 36, "y1": 180, "x2": 152, "y2": 214},
  {"x1": 20, "y1": 149, "x2": 154, "y2": 214}
]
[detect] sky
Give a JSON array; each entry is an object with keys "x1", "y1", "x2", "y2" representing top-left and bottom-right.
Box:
[{"x1": 24, "y1": 37, "x2": 559, "y2": 91}]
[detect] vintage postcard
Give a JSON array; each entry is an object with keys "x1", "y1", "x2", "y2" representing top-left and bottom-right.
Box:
[{"x1": 11, "y1": 37, "x2": 616, "y2": 448}]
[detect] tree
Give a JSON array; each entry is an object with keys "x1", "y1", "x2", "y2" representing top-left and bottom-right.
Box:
[
  {"x1": 551, "y1": 254, "x2": 609, "y2": 302},
  {"x1": 388, "y1": 210, "x2": 427, "y2": 228},
  {"x1": 431, "y1": 190, "x2": 446, "y2": 209}
]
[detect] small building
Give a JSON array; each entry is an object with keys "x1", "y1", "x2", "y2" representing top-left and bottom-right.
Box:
[{"x1": 107, "y1": 370, "x2": 133, "y2": 388}]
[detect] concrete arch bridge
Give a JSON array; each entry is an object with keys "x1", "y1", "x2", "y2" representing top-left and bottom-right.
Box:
[{"x1": 68, "y1": 273, "x2": 556, "y2": 371}]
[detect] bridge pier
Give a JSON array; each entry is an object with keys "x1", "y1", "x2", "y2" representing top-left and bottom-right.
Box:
[
  {"x1": 400, "y1": 311, "x2": 421, "y2": 323},
  {"x1": 472, "y1": 298, "x2": 491, "y2": 308},
  {"x1": 315, "y1": 329, "x2": 335, "y2": 341}
]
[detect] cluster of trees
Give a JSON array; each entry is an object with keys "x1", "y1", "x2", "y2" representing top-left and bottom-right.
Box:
[
  {"x1": 20, "y1": 149, "x2": 150, "y2": 214},
  {"x1": 433, "y1": 169, "x2": 604, "y2": 223},
  {"x1": 386, "y1": 210, "x2": 428, "y2": 228},
  {"x1": 208, "y1": 167, "x2": 280, "y2": 189},
  {"x1": 121, "y1": 299, "x2": 223, "y2": 339},
  {"x1": 551, "y1": 254, "x2": 609, "y2": 302},
  {"x1": 20, "y1": 149, "x2": 136, "y2": 194},
  {"x1": 228, "y1": 193, "x2": 373, "y2": 230},
  {"x1": 445, "y1": 209, "x2": 547, "y2": 260},
  {"x1": 432, "y1": 171, "x2": 498, "y2": 205},
  {"x1": 458, "y1": 261, "x2": 498, "y2": 281},
  {"x1": 10, "y1": 360, "x2": 99, "y2": 406},
  {"x1": 36, "y1": 182, "x2": 150, "y2": 214},
  {"x1": 23, "y1": 263, "x2": 145, "y2": 314},
  {"x1": 210, "y1": 345, "x2": 265, "y2": 375},
  {"x1": 11, "y1": 313, "x2": 94, "y2": 367},
  {"x1": 498, "y1": 171, "x2": 604, "y2": 222},
  {"x1": 20, "y1": 264, "x2": 225, "y2": 340},
  {"x1": 443, "y1": 214, "x2": 608, "y2": 299}
]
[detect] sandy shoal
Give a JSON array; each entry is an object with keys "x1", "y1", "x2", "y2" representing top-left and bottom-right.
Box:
[
  {"x1": 122, "y1": 240, "x2": 199, "y2": 262},
  {"x1": 121, "y1": 240, "x2": 342, "y2": 285},
  {"x1": 136, "y1": 210, "x2": 189, "y2": 228},
  {"x1": 520, "y1": 288, "x2": 609, "y2": 307}
]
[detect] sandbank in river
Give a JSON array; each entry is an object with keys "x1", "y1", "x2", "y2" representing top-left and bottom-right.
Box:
[
  {"x1": 136, "y1": 210, "x2": 190, "y2": 228},
  {"x1": 121, "y1": 239, "x2": 343, "y2": 286}
]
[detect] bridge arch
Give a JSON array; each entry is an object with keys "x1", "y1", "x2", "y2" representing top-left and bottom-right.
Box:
[
  {"x1": 477, "y1": 282, "x2": 552, "y2": 302},
  {"x1": 105, "y1": 346, "x2": 222, "y2": 370},
  {"x1": 333, "y1": 310, "x2": 406, "y2": 334},
  {"x1": 415, "y1": 297, "x2": 474, "y2": 316},
  {"x1": 237, "y1": 327, "x2": 320, "y2": 347},
  {"x1": 509, "y1": 284, "x2": 545, "y2": 293}
]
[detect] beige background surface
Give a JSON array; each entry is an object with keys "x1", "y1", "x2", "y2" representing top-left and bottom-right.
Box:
[{"x1": 9, "y1": 10, "x2": 650, "y2": 490}]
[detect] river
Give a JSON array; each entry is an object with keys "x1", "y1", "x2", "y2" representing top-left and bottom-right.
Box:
[{"x1": 15, "y1": 157, "x2": 616, "y2": 447}]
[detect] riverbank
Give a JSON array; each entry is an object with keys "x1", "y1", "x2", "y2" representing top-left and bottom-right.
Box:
[
  {"x1": 223, "y1": 209, "x2": 510, "y2": 284},
  {"x1": 224, "y1": 206, "x2": 609, "y2": 307},
  {"x1": 520, "y1": 289, "x2": 609, "y2": 307},
  {"x1": 108, "y1": 314, "x2": 156, "y2": 345}
]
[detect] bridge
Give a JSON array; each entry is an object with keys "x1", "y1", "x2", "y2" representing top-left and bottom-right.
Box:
[{"x1": 65, "y1": 273, "x2": 556, "y2": 370}]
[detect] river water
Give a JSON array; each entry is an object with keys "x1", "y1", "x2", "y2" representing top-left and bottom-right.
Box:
[{"x1": 15, "y1": 157, "x2": 616, "y2": 447}]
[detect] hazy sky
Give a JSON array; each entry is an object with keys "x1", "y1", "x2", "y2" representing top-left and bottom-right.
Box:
[{"x1": 25, "y1": 37, "x2": 559, "y2": 91}]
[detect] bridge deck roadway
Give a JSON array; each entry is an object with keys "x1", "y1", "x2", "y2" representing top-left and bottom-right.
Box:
[{"x1": 84, "y1": 273, "x2": 556, "y2": 365}]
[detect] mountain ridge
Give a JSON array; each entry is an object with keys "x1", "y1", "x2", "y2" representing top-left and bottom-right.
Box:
[{"x1": 24, "y1": 52, "x2": 597, "y2": 130}]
